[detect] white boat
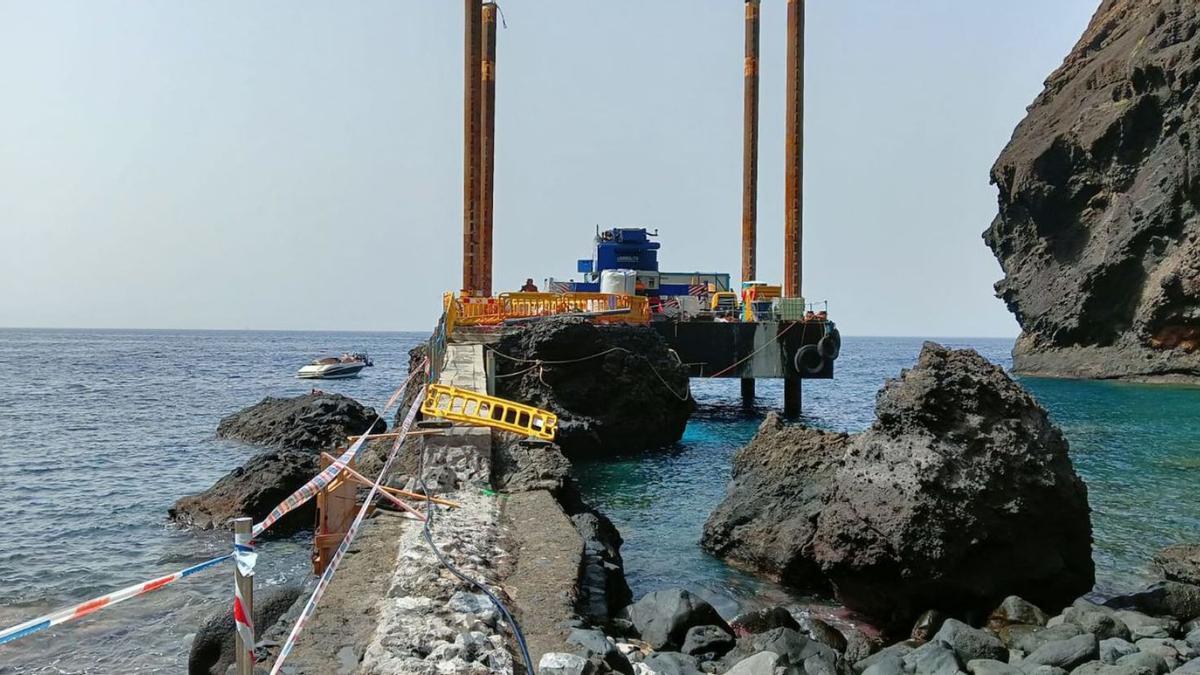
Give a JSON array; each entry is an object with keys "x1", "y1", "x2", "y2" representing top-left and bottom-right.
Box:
[{"x1": 297, "y1": 352, "x2": 373, "y2": 379}]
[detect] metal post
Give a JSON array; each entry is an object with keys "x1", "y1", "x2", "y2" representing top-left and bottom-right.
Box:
[
  {"x1": 741, "y1": 0, "x2": 760, "y2": 287},
  {"x1": 233, "y1": 517, "x2": 254, "y2": 675},
  {"x1": 783, "y1": 377, "x2": 801, "y2": 419},
  {"x1": 740, "y1": 377, "x2": 755, "y2": 403},
  {"x1": 784, "y1": 0, "x2": 804, "y2": 299},
  {"x1": 741, "y1": 0, "x2": 761, "y2": 405},
  {"x1": 462, "y1": 0, "x2": 483, "y2": 294},
  {"x1": 480, "y1": 2, "x2": 498, "y2": 298}
]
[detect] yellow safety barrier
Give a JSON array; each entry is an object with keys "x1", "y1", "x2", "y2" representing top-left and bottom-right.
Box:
[
  {"x1": 443, "y1": 291, "x2": 650, "y2": 329},
  {"x1": 420, "y1": 384, "x2": 558, "y2": 441}
]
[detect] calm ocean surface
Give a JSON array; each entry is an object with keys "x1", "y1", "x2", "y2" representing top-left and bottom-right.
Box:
[{"x1": 1, "y1": 330, "x2": 1198, "y2": 672}]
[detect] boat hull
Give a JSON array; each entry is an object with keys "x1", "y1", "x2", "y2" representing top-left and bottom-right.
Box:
[{"x1": 297, "y1": 363, "x2": 368, "y2": 379}]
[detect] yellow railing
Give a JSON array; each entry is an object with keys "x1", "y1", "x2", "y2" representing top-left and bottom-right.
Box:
[
  {"x1": 443, "y1": 291, "x2": 650, "y2": 329},
  {"x1": 421, "y1": 384, "x2": 557, "y2": 440}
]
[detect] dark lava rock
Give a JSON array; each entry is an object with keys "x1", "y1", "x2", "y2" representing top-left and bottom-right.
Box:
[
  {"x1": 492, "y1": 438, "x2": 572, "y2": 494},
  {"x1": 984, "y1": 0, "x2": 1200, "y2": 382},
  {"x1": 703, "y1": 343, "x2": 1094, "y2": 629},
  {"x1": 740, "y1": 626, "x2": 840, "y2": 670},
  {"x1": 217, "y1": 392, "x2": 382, "y2": 452},
  {"x1": 901, "y1": 640, "x2": 962, "y2": 675},
  {"x1": 911, "y1": 609, "x2": 948, "y2": 644},
  {"x1": 1006, "y1": 623, "x2": 1084, "y2": 654},
  {"x1": 1106, "y1": 581, "x2": 1200, "y2": 621},
  {"x1": 729, "y1": 606, "x2": 801, "y2": 638},
  {"x1": 567, "y1": 628, "x2": 633, "y2": 675},
  {"x1": 934, "y1": 618, "x2": 1007, "y2": 663},
  {"x1": 801, "y1": 617, "x2": 848, "y2": 653},
  {"x1": 1023, "y1": 633, "x2": 1099, "y2": 671},
  {"x1": 626, "y1": 588, "x2": 730, "y2": 651},
  {"x1": 1153, "y1": 544, "x2": 1200, "y2": 586},
  {"x1": 169, "y1": 450, "x2": 318, "y2": 533},
  {"x1": 723, "y1": 652, "x2": 781, "y2": 674},
  {"x1": 1065, "y1": 603, "x2": 1131, "y2": 641},
  {"x1": 570, "y1": 508, "x2": 633, "y2": 628},
  {"x1": 988, "y1": 596, "x2": 1050, "y2": 631},
  {"x1": 700, "y1": 412, "x2": 847, "y2": 590},
  {"x1": 641, "y1": 651, "x2": 703, "y2": 675},
  {"x1": 492, "y1": 318, "x2": 694, "y2": 457},
  {"x1": 681, "y1": 624, "x2": 736, "y2": 660},
  {"x1": 188, "y1": 585, "x2": 302, "y2": 675}
]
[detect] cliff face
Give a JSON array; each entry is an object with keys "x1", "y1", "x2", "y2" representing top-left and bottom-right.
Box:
[{"x1": 985, "y1": 0, "x2": 1200, "y2": 380}]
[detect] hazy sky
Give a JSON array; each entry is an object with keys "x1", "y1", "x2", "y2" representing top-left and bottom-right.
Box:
[{"x1": 0, "y1": 1, "x2": 1099, "y2": 335}]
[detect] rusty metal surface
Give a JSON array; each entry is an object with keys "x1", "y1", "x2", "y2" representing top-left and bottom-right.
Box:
[
  {"x1": 463, "y1": 0, "x2": 482, "y2": 293},
  {"x1": 784, "y1": 0, "x2": 804, "y2": 298},
  {"x1": 480, "y1": 3, "x2": 497, "y2": 297},
  {"x1": 742, "y1": 0, "x2": 760, "y2": 286}
]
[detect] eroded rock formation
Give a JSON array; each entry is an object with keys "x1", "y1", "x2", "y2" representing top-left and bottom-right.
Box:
[
  {"x1": 985, "y1": 0, "x2": 1200, "y2": 380},
  {"x1": 217, "y1": 392, "x2": 382, "y2": 452},
  {"x1": 492, "y1": 318, "x2": 694, "y2": 457},
  {"x1": 702, "y1": 343, "x2": 1094, "y2": 629}
]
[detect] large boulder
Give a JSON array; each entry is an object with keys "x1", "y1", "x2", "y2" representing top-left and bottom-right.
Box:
[
  {"x1": 625, "y1": 588, "x2": 730, "y2": 651},
  {"x1": 492, "y1": 318, "x2": 694, "y2": 457},
  {"x1": 984, "y1": 0, "x2": 1200, "y2": 382},
  {"x1": 700, "y1": 414, "x2": 847, "y2": 589},
  {"x1": 703, "y1": 343, "x2": 1094, "y2": 629},
  {"x1": 217, "y1": 392, "x2": 382, "y2": 453},
  {"x1": 168, "y1": 450, "x2": 318, "y2": 533}
]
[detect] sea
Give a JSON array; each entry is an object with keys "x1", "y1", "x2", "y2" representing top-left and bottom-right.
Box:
[{"x1": 0, "y1": 329, "x2": 1198, "y2": 673}]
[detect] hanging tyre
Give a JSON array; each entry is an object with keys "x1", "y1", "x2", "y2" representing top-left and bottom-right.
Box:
[
  {"x1": 818, "y1": 328, "x2": 841, "y2": 360},
  {"x1": 794, "y1": 344, "x2": 824, "y2": 374}
]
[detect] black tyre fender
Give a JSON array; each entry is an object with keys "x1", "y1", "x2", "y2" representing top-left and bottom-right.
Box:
[
  {"x1": 794, "y1": 344, "x2": 824, "y2": 374},
  {"x1": 818, "y1": 328, "x2": 841, "y2": 360}
]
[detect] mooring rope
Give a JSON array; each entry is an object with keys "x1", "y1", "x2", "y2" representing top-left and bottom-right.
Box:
[{"x1": 486, "y1": 345, "x2": 692, "y2": 402}]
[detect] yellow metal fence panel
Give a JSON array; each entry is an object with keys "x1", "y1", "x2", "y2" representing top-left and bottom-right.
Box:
[{"x1": 420, "y1": 384, "x2": 558, "y2": 441}]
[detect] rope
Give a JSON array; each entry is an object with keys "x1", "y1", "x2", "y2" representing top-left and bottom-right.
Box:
[
  {"x1": 705, "y1": 321, "x2": 806, "y2": 379},
  {"x1": 487, "y1": 345, "x2": 692, "y2": 402}
]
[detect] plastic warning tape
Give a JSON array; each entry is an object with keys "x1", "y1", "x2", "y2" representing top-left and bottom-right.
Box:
[
  {"x1": 0, "y1": 554, "x2": 231, "y2": 646},
  {"x1": 268, "y1": 388, "x2": 425, "y2": 674}
]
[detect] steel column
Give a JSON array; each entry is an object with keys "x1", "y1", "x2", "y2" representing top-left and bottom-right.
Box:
[
  {"x1": 462, "y1": 0, "x2": 483, "y2": 293},
  {"x1": 784, "y1": 0, "x2": 804, "y2": 299},
  {"x1": 741, "y1": 0, "x2": 760, "y2": 286},
  {"x1": 783, "y1": 376, "x2": 801, "y2": 418},
  {"x1": 480, "y1": 3, "x2": 498, "y2": 297}
]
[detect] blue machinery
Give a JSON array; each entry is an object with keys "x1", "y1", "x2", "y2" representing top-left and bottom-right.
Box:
[{"x1": 546, "y1": 228, "x2": 839, "y2": 417}]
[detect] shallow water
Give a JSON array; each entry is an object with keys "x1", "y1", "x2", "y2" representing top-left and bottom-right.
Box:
[
  {"x1": 574, "y1": 336, "x2": 1200, "y2": 614},
  {"x1": 0, "y1": 328, "x2": 425, "y2": 673},
  {"x1": 1, "y1": 331, "x2": 1198, "y2": 671}
]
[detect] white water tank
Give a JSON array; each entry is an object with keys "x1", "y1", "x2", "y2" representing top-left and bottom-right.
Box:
[{"x1": 600, "y1": 269, "x2": 637, "y2": 295}]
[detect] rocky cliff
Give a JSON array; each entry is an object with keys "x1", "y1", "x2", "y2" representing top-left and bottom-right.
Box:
[{"x1": 985, "y1": 0, "x2": 1200, "y2": 381}]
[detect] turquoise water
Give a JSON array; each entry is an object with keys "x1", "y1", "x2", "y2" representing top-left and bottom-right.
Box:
[
  {"x1": 2, "y1": 331, "x2": 1198, "y2": 671},
  {"x1": 574, "y1": 336, "x2": 1200, "y2": 615}
]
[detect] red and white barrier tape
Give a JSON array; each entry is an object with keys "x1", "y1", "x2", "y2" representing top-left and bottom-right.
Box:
[
  {"x1": 0, "y1": 554, "x2": 231, "y2": 646},
  {"x1": 268, "y1": 388, "x2": 426, "y2": 674},
  {"x1": 232, "y1": 529, "x2": 256, "y2": 664}
]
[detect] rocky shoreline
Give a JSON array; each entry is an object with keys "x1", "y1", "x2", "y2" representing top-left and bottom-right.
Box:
[{"x1": 171, "y1": 327, "x2": 1200, "y2": 675}]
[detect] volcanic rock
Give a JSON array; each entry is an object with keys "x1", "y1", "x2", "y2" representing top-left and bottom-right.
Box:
[
  {"x1": 168, "y1": 450, "x2": 318, "y2": 534},
  {"x1": 492, "y1": 318, "x2": 694, "y2": 457},
  {"x1": 703, "y1": 343, "x2": 1094, "y2": 629},
  {"x1": 625, "y1": 588, "x2": 730, "y2": 651},
  {"x1": 984, "y1": 0, "x2": 1200, "y2": 381},
  {"x1": 217, "y1": 392, "x2": 382, "y2": 453},
  {"x1": 1152, "y1": 544, "x2": 1200, "y2": 586},
  {"x1": 188, "y1": 585, "x2": 302, "y2": 675}
]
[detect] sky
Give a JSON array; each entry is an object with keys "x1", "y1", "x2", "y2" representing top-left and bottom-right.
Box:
[{"x1": 0, "y1": 1, "x2": 1100, "y2": 335}]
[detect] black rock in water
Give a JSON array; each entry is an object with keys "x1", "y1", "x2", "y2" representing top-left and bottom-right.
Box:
[
  {"x1": 168, "y1": 450, "x2": 318, "y2": 534},
  {"x1": 188, "y1": 585, "x2": 302, "y2": 675},
  {"x1": 985, "y1": 0, "x2": 1200, "y2": 381},
  {"x1": 217, "y1": 392, "x2": 383, "y2": 453},
  {"x1": 703, "y1": 343, "x2": 1094, "y2": 630},
  {"x1": 492, "y1": 318, "x2": 694, "y2": 457}
]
